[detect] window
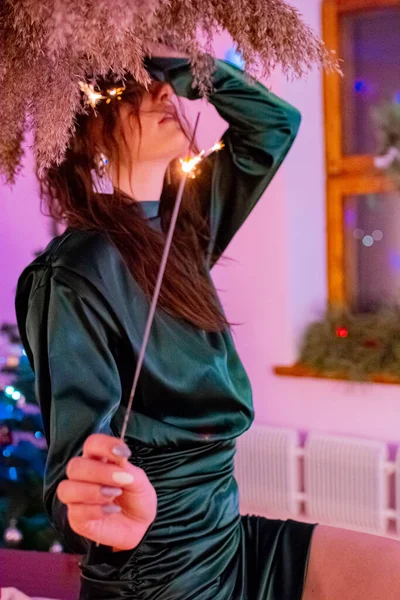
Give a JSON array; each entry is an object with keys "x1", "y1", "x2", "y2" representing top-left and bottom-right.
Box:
[{"x1": 323, "y1": 0, "x2": 400, "y2": 309}]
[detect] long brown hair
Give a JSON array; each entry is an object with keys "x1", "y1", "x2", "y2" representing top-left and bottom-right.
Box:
[{"x1": 37, "y1": 74, "x2": 229, "y2": 332}]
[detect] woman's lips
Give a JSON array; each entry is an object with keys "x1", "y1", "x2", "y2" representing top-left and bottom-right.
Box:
[{"x1": 159, "y1": 115, "x2": 177, "y2": 124}]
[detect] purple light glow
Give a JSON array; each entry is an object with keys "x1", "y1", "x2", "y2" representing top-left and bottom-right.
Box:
[
  {"x1": 344, "y1": 208, "x2": 357, "y2": 227},
  {"x1": 389, "y1": 251, "x2": 400, "y2": 270}
]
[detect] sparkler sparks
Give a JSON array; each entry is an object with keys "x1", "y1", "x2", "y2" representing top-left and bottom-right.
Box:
[
  {"x1": 79, "y1": 82, "x2": 126, "y2": 107},
  {"x1": 179, "y1": 141, "x2": 224, "y2": 178}
]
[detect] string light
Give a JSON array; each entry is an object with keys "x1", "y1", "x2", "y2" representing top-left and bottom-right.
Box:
[
  {"x1": 6, "y1": 356, "x2": 19, "y2": 368},
  {"x1": 16, "y1": 395, "x2": 26, "y2": 408},
  {"x1": 9, "y1": 467, "x2": 18, "y2": 481},
  {"x1": 49, "y1": 541, "x2": 63, "y2": 553},
  {"x1": 4, "y1": 518, "x2": 23, "y2": 543},
  {"x1": 336, "y1": 327, "x2": 348, "y2": 338},
  {"x1": 362, "y1": 235, "x2": 374, "y2": 247},
  {"x1": 353, "y1": 228, "x2": 384, "y2": 247},
  {"x1": 372, "y1": 229, "x2": 383, "y2": 241}
]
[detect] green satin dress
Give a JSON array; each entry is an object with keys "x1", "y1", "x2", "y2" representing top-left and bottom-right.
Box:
[{"x1": 15, "y1": 57, "x2": 317, "y2": 599}]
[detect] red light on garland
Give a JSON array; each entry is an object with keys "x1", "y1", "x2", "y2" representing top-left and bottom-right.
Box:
[{"x1": 336, "y1": 327, "x2": 348, "y2": 338}]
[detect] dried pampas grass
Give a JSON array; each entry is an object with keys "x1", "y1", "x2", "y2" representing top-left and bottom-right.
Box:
[{"x1": 0, "y1": 0, "x2": 338, "y2": 183}]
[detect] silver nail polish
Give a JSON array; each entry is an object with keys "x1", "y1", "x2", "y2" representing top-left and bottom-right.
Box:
[
  {"x1": 112, "y1": 445, "x2": 132, "y2": 458},
  {"x1": 103, "y1": 504, "x2": 122, "y2": 514},
  {"x1": 100, "y1": 486, "x2": 123, "y2": 497}
]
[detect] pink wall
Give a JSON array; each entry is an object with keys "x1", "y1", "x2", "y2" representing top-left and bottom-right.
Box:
[
  {"x1": 211, "y1": 3, "x2": 400, "y2": 447},
  {"x1": 1, "y1": 132, "x2": 52, "y2": 324},
  {"x1": 1, "y1": 0, "x2": 400, "y2": 446}
]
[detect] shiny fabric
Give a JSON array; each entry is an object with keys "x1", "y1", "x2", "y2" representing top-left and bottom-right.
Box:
[{"x1": 15, "y1": 57, "x2": 316, "y2": 599}]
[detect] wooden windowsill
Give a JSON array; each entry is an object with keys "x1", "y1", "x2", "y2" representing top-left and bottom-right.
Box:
[{"x1": 273, "y1": 363, "x2": 400, "y2": 385}]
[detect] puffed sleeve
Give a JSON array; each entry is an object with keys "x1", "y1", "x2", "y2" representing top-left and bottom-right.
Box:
[
  {"x1": 146, "y1": 56, "x2": 301, "y2": 267},
  {"x1": 15, "y1": 266, "x2": 124, "y2": 554}
]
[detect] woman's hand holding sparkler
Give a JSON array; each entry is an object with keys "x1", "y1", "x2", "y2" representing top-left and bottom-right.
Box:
[
  {"x1": 57, "y1": 433, "x2": 157, "y2": 551},
  {"x1": 56, "y1": 67, "x2": 222, "y2": 554}
]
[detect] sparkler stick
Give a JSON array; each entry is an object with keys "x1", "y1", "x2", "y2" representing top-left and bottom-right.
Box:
[
  {"x1": 119, "y1": 129, "x2": 223, "y2": 441},
  {"x1": 94, "y1": 118, "x2": 224, "y2": 548}
]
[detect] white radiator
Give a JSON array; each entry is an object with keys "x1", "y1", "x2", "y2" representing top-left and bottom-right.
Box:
[
  {"x1": 235, "y1": 426, "x2": 300, "y2": 515},
  {"x1": 304, "y1": 432, "x2": 387, "y2": 533},
  {"x1": 394, "y1": 448, "x2": 400, "y2": 532},
  {"x1": 235, "y1": 426, "x2": 394, "y2": 536}
]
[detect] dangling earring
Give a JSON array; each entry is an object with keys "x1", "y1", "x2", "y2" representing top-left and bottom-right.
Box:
[
  {"x1": 98, "y1": 153, "x2": 108, "y2": 176},
  {"x1": 91, "y1": 153, "x2": 114, "y2": 194},
  {"x1": 166, "y1": 163, "x2": 172, "y2": 186}
]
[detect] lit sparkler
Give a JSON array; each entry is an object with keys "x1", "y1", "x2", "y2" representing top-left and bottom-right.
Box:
[
  {"x1": 179, "y1": 141, "x2": 224, "y2": 178},
  {"x1": 119, "y1": 133, "x2": 224, "y2": 442},
  {"x1": 95, "y1": 120, "x2": 224, "y2": 548},
  {"x1": 79, "y1": 82, "x2": 126, "y2": 108}
]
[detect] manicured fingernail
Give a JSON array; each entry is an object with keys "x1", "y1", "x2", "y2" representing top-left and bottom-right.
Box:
[
  {"x1": 100, "y1": 486, "x2": 123, "y2": 497},
  {"x1": 112, "y1": 471, "x2": 134, "y2": 484},
  {"x1": 112, "y1": 445, "x2": 132, "y2": 458},
  {"x1": 103, "y1": 504, "x2": 122, "y2": 514}
]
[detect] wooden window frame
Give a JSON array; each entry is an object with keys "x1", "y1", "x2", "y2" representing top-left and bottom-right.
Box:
[
  {"x1": 323, "y1": 0, "x2": 400, "y2": 305},
  {"x1": 327, "y1": 175, "x2": 393, "y2": 304},
  {"x1": 273, "y1": 0, "x2": 400, "y2": 382}
]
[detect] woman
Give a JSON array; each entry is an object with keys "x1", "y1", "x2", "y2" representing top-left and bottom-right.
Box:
[{"x1": 15, "y1": 45, "x2": 400, "y2": 600}]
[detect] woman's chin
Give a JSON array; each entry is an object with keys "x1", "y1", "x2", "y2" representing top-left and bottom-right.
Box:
[
  {"x1": 170, "y1": 138, "x2": 190, "y2": 161},
  {"x1": 155, "y1": 132, "x2": 190, "y2": 162},
  {"x1": 179, "y1": 137, "x2": 191, "y2": 155}
]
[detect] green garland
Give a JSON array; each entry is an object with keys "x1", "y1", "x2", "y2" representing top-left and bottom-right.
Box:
[
  {"x1": 299, "y1": 309, "x2": 400, "y2": 381},
  {"x1": 372, "y1": 102, "x2": 400, "y2": 188},
  {"x1": 299, "y1": 106, "x2": 400, "y2": 381}
]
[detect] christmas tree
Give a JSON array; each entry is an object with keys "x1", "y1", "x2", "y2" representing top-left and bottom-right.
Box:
[{"x1": 0, "y1": 322, "x2": 63, "y2": 553}]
